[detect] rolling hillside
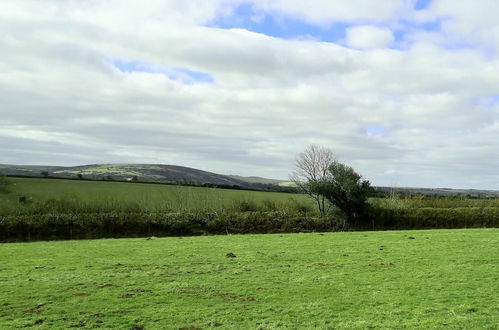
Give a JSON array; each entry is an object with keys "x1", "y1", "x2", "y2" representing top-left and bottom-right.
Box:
[
  {"x1": 0, "y1": 164, "x2": 290, "y2": 190},
  {"x1": 2, "y1": 164, "x2": 499, "y2": 196}
]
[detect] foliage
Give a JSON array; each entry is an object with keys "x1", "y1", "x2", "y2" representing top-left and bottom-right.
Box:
[
  {"x1": 370, "y1": 193, "x2": 499, "y2": 209},
  {"x1": 310, "y1": 161, "x2": 372, "y2": 224},
  {"x1": 0, "y1": 230, "x2": 498, "y2": 328},
  {"x1": 368, "y1": 206, "x2": 499, "y2": 230},
  {"x1": 0, "y1": 210, "x2": 341, "y2": 242}
]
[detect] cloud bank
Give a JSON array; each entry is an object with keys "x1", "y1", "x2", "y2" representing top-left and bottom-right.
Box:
[{"x1": 1, "y1": 0, "x2": 499, "y2": 189}]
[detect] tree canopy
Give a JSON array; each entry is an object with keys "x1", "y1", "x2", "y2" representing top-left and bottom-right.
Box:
[
  {"x1": 291, "y1": 145, "x2": 372, "y2": 224},
  {"x1": 310, "y1": 161, "x2": 372, "y2": 223}
]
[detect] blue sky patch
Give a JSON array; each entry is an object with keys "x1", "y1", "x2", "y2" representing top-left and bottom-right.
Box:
[
  {"x1": 486, "y1": 94, "x2": 499, "y2": 108},
  {"x1": 208, "y1": 2, "x2": 446, "y2": 49},
  {"x1": 414, "y1": 0, "x2": 433, "y2": 10},
  {"x1": 111, "y1": 59, "x2": 214, "y2": 84},
  {"x1": 363, "y1": 125, "x2": 388, "y2": 136},
  {"x1": 207, "y1": 3, "x2": 349, "y2": 42}
]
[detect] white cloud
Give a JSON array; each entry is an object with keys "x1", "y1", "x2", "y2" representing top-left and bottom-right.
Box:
[
  {"x1": 346, "y1": 25, "x2": 395, "y2": 49},
  {"x1": 409, "y1": 0, "x2": 499, "y2": 52},
  {"x1": 1, "y1": 1, "x2": 499, "y2": 188}
]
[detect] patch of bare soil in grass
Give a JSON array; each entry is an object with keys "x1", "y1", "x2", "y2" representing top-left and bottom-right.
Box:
[
  {"x1": 99, "y1": 283, "x2": 115, "y2": 288},
  {"x1": 316, "y1": 263, "x2": 342, "y2": 268},
  {"x1": 72, "y1": 293, "x2": 90, "y2": 298},
  {"x1": 369, "y1": 263, "x2": 394, "y2": 269},
  {"x1": 23, "y1": 303, "x2": 49, "y2": 315},
  {"x1": 212, "y1": 292, "x2": 257, "y2": 302},
  {"x1": 69, "y1": 320, "x2": 86, "y2": 328}
]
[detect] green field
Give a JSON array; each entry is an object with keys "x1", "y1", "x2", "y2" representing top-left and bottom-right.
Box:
[
  {"x1": 4, "y1": 177, "x2": 499, "y2": 213},
  {"x1": 1, "y1": 177, "x2": 312, "y2": 213},
  {"x1": 0, "y1": 229, "x2": 497, "y2": 329}
]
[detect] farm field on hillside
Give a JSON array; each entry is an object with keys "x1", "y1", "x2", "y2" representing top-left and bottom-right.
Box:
[
  {"x1": 0, "y1": 229, "x2": 498, "y2": 329},
  {"x1": 1, "y1": 177, "x2": 312, "y2": 212},
  {"x1": 5, "y1": 177, "x2": 499, "y2": 213}
]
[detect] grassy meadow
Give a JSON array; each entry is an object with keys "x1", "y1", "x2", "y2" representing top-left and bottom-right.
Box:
[
  {"x1": 0, "y1": 177, "x2": 312, "y2": 213},
  {"x1": 0, "y1": 229, "x2": 497, "y2": 329}
]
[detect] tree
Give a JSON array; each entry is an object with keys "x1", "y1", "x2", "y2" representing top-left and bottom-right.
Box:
[
  {"x1": 290, "y1": 145, "x2": 372, "y2": 223},
  {"x1": 40, "y1": 171, "x2": 49, "y2": 177},
  {"x1": 290, "y1": 144, "x2": 337, "y2": 216},
  {"x1": 310, "y1": 161, "x2": 372, "y2": 224}
]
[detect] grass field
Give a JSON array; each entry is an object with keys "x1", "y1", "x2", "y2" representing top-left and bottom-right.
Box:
[
  {"x1": 1, "y1": 229, "x2": 498, "y2": 329},
  {"x1": 4, "y1": 177, "x2": 499, "y2": 213},
  {"x1": 1, "y1": 177, "x2": 312, "y2": 213}
]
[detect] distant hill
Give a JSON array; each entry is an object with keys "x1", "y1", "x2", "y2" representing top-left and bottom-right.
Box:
[
  {"x1": 0, "y1": 164, "x2": 291, "y2": 191},
  {"x1": 2, "y1": 164, "x2": 498, "y2": 197}
]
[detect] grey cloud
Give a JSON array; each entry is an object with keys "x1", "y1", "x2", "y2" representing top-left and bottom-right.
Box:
[{"x1": 1, "y1": 1, "x2": 499, "y2": 188}]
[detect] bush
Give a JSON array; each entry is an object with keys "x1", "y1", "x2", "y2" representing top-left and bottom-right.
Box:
[
  {"x1": 0, "y1": 175, "x2": 10, "y2": 193},
  {"x1": 368, "y1": 206, "x2": 499, "y2": 230}
]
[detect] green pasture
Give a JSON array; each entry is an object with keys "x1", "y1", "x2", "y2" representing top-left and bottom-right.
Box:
[
  {"x1": 4, "y1": 177, "x2": 499, "y2": 213},
  {"x1": 1, "y1": 177, "x2": 312, "y2": 213},
  {"x1": 0, "y1": 229, "x2": 497, "y2": 329}
]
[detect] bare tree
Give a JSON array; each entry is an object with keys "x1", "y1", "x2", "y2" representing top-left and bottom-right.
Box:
[{"x1": 290, "y1": 144, "x2": 337, "y2": 216}]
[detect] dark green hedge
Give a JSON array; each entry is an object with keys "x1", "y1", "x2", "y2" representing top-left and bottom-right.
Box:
[
  {"x1": 368, "y1": 207, "x2": 499, "y2": 230},
  {"x1": 1, "y1": 207, "x2": 498, "y2": 242},
  {"x1": 0, "y1": 211, "x2": 341, "y2": 242}
]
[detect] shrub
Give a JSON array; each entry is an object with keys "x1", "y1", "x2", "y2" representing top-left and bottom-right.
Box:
[
  {"x1": 368, "y1": 206, "x2": 499, "y2": 230},
  {"x1": 0, "y1": 175, "x2": 10, "y2": 193}
]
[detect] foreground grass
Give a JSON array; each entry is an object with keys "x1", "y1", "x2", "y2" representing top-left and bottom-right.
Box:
[{"x1": 1, "y1": 229, "x2": 498, "y2": 329}]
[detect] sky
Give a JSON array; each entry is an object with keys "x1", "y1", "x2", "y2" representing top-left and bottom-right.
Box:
[{"x1": 1, "y1": 0, "x2": 499, "y2": 189}]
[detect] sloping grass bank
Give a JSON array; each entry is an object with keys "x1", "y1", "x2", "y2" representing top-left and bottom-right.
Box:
[{"x1": 0, "y1": 229, "x2": 498, "y2": 329}]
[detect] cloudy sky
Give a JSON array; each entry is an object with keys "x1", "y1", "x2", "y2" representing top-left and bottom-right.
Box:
[{"x1": 1, "y1": 0, "x2": 499, "y2": 189}]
